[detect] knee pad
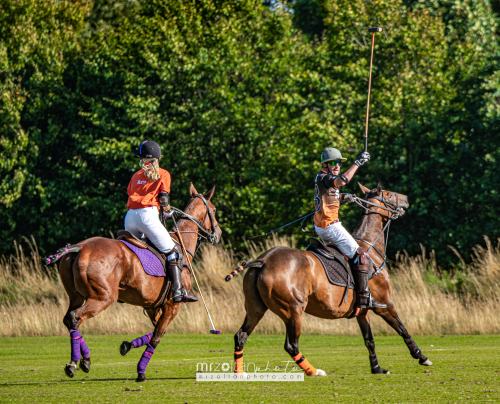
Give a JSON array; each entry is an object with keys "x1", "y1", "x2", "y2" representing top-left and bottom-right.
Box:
[
  {"x1": 167, "y1": 251, "x2": 178, "y2": 261},
  {"x1": 356, "y1": 247, "x2": 369, "y2": 266}
]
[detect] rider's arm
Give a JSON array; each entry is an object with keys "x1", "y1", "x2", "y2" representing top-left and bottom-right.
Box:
[
  {"x1": 333, "y1": 164, "x2": 359, "y2": 187},
  {"x1": 158, "y1": 171, "x2": 172, "y2": 211},
  {"x1": 333, "y1": 152, "x2": 370, "y2": 187}
]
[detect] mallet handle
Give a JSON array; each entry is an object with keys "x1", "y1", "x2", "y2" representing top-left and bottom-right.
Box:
[
  {"x1": 171, "y1": 215, "x2": 219, "y2": 334},
  {"x1": 364, "y1": 27, "x2": 382, "y2": 152}
]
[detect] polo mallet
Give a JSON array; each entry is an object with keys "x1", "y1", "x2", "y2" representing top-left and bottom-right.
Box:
[
  {"x1": 170, "y1": 213, "x2": 220, "y2": 335},
  {"x1": 364, "y1": 27, "x2": 382, "y2": 152}
]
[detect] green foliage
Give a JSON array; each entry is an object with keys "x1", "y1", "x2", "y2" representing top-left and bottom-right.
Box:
[
  {"x1": 0, "y1": 0, "x2": 499, "y2": 264},
  {"x1": 292, "y1": 0, "x2": 327, "y2": 40},
  {"x1": 319, "y1": 0, "x2": 500, "y2": 261}
]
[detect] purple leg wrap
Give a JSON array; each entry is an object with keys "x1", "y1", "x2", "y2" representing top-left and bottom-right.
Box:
[
  {"x1": 137, "y1": 344, "x2": 155, "y2": 374},
  {"x1": 132, "y1": 333, "x2": 152, "y2": 349},
  {"x1": 69, "y1": 329, "x2": 83, "y2": 362},
  {"x1": 80, "y1": 336, "x2": 90, "y2": 359}
]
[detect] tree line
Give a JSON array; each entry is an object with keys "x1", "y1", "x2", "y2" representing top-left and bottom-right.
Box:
[{"x1": 1, "y1": 0, "x2": 499, "y2": 263}]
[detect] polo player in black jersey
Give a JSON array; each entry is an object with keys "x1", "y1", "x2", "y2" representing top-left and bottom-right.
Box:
[{"x1": 314, "y1": 147, "x2": 386, "y2": 310}]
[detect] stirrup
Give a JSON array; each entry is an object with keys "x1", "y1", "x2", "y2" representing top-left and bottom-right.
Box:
[
  {"x1": 172, "y1": 288, "x2": 198, "y2": 304},
  {"x1": 358, "y1": 294, "x2": 387, "y2": 310}
]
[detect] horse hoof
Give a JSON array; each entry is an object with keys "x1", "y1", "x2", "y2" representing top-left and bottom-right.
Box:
[
  {"x1": 371, "y1": 367, "x2": 390, "y2": 374},
  {"x1": 136, "y1": 374, "x2": 147, "y2": 383},
  {"x1": 80, "y1": 358, "x2": 91, "y2": 373},
  {"x1": 120, "y1": 341, "x2": 132, "y2": 356},
  {"x1": 315, "y1": 369, "x2": 327, "y2": 376},
  {"x1": 419, "y1": 358, "x2": 433, "y2": 366},
  {"x1": 65, "y1": 363, "x2": 77, "y2": 378}
]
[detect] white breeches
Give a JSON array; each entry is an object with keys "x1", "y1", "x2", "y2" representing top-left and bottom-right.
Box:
[
  {"x1": 314, "y1": 221, "x2": 359, "y2": 259},
  {"x1": 124, "y1": 207, "x2": 175, "y2": 254}
]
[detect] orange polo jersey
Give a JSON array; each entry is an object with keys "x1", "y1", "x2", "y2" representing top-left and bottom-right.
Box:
[{"x1": 127, "y1": 167, "x2": 171, "y2": 210}]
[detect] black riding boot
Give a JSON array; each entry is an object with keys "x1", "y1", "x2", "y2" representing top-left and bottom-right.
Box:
[
  {"x1": 168, "y1": 249, "x2": 198, "y2": 304},
  {"x1": 352, "y1": 248, "x2": 387, "y2": 310}
]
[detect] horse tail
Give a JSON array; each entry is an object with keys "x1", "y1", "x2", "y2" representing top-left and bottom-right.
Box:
[
  {"x1": 225, "y1": 259, "x2": 265, "y2": 282},
  {"x1": 42, "y1": 245, "x2": 81, "y2": 265}
]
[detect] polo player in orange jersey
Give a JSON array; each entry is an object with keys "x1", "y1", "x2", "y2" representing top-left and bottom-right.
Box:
[
  {"x1": 314, "y1": 147, "x2": 386, "y2": 310},
  {"x1": 125, "y1": 140, "x2": 197, "y2": 303}
]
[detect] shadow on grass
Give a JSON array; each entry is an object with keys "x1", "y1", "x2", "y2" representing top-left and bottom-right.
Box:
[{"x1": 0, "y1": 376, "x2": 196, "y2": 386}]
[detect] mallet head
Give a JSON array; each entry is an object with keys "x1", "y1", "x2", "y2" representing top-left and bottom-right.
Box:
[
  {"x1": 368, "y1": 27, "x2": 383, "y2": 33},
  {"x1": 210, "y1": 330, "x2": 221, "y2": 335}
]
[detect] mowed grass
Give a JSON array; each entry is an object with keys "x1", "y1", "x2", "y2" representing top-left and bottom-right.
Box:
[{"x1": 0, "y1": 334, "x2": 499, "y2": 403}]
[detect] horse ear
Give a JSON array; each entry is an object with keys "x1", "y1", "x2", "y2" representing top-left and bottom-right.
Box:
[
  {"x1": 376, "y1": 182, "x2": 383, "y2": 195},
  {"x1": 358, "y1": 182, "x2": 371, "y2": 195},
  {"x1": 190, "y1": 183, "x2": 199, "y2": 196},
  {"x1": 204, "y1": 186, "x2": 215, "y2": 201}
]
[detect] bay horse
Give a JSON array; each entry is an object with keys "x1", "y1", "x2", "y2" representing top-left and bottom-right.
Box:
[
  {"x1": 231, "y1": 183, "x2": 433, "y2": 376},
  {"x1": 45, "y1": 184, "x2": 221, "y2": 382}
]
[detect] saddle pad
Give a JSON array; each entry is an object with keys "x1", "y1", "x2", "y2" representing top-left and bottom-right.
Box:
[
  {"x1": 120, "y1": 240, "x2": 165, "y2": 277},
  {"x1": 309, "y1": 251, "x2": 354, "y2": 289}
]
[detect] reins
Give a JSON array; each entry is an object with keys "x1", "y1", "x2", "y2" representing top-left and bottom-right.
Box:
[
  {"x1": 162, "y1": 194, "x2": 219, "y2": 260},
  {"x1": 352, "y1": 191, "x2": 404, "y2": 279}
]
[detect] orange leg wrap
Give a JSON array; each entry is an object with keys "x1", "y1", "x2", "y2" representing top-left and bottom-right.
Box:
[
  {"x1": 292, "y1": 352, "x2": 317, "y2": 376},
  {"x1": 234, "y1": 350, "x2": 244, "y2": 373}
]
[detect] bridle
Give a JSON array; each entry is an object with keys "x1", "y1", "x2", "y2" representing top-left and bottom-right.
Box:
[
  {"x1": 352, "y1": 190, "x2": 405, "y2": 279},
  {"x1": 163, "y1": 194, "x2": 219, "y2": 258}
]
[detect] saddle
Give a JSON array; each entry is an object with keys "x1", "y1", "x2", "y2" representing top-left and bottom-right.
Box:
[
  {"x1": 306, "y1": 238, "x2": 354, "y2": 296},
  {"x1": 306, "y1": 238, "x2": 350, "y2": 271},
  {"x1": 117, "y1": 230, "x2": 167, "y2": 270}
]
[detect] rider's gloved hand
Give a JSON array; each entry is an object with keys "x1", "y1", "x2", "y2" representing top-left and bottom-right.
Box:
[
  {"x1": 344, "y1": 194, "x2": 355, "y2": 203},
  {"x1": 355, "y1": 152, "x2": 370, "y2": 166},
  {"x1": 162, "y1": 206, "x2": 172, "y2": 220}
]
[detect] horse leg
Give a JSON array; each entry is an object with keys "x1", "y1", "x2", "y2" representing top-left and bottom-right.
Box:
[
  {"x1": 234, "y1": 309, "x2": 267, "y2": 373},
  {"x1": 356, "y1": 311, "x2": 390, "y2": 374},
  {"x1": 63, "y1": 298, "x2": 114, "y2": 378},
  {"x1": 375, "y1": 305, "x2": 433, "y2": 366},
  {"x1": 120, "y1": 333, "x2": 152, "y2": 356},
  {"x1": 135, "y1": 304, "x2": 180, "y2": 382},
  {"x1": 283, "y1": 308, "x2": 326, "y2": 377},
  {"x1": 59, "y1": 254, "x2": 91, "y2": 378},
  {"x1": 120, "y1": 308, "x2": 155, "y2": 356},
  {"x1": 234, "y1": 267, "x2": 269, "y2": 373}
]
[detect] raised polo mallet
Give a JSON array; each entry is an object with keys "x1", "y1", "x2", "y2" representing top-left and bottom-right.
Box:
[
  {"x1": 170, "y1": 213, "x2": 220, "y2": 335},
  {"x1": 364, "y1": 27, "x2": 383, "y2": 153}
]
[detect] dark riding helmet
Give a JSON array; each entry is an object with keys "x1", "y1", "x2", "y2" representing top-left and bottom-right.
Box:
[{"x1": 134, "y1": 140, "x2": 161, "y2": 159}]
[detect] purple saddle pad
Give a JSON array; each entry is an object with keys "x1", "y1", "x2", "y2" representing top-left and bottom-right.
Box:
[{"x1": 119, "y1": 240, "x2": 165, "y2": 277}]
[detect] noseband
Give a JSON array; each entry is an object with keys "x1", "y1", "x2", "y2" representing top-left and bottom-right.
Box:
[
  {"x1": 165, "y1": 194, "x2": 219, "y2": 258},
  {"x1": 352, "y1": 190, "x2": 405, "y2": 279}
]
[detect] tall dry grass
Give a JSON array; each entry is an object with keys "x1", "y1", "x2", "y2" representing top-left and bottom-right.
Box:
[{"x1": 1, "y1": 236, "x2": 500, "y2": 338}]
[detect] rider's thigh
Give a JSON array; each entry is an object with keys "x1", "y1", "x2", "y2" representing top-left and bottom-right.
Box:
[
  {"x1": 139, "y1": 209, "x2": 175, "y2": 253},
  {"x1": 315, "y1": 222, "x2": 358, "y2": 258},
  {"x1": 330, "y1": 223, "x2": 358, "y2": 258}
]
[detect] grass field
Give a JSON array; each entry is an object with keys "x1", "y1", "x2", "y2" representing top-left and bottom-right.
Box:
[{"x1": 0, "y1": 334, "x2": 499, "y2": 403}]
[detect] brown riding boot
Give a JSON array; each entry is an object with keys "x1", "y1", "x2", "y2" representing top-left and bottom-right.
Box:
[{"x1": 352, "y1": 247, "x2": 387, "y2": 310}]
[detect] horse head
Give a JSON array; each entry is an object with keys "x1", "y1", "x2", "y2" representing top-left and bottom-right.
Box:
[
  {"x1": 187, "y1": 183, "x2": 222, "y2": 244},
  {"x1": 358, "y1": 182, "x2": 409, "y2": 218}
]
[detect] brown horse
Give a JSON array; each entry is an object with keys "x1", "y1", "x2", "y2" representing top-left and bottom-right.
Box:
[
  {"x1": 232, "y1": 183, "x2": 432, "y2": 376},
  {"x1": 47, "y1": 184, "x2": 221, "y2": 381}
]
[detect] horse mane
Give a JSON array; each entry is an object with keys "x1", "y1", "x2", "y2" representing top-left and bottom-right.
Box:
[{"x1": 351, "y1": 187, "x2": 380, "y2": 238}]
